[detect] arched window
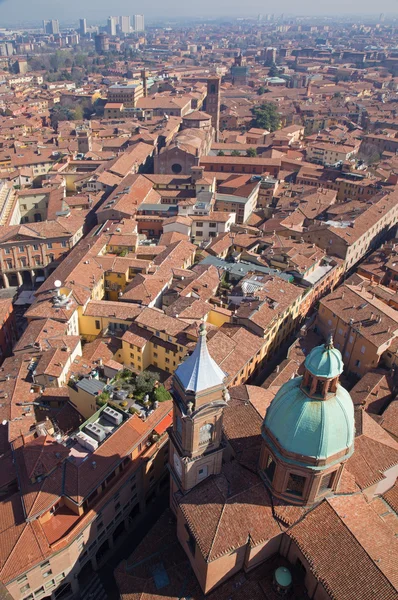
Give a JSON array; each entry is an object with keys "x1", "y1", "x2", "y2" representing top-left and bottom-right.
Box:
[
  {"x1": 265, "y1": 454, "x2": 276, "y2": 482},
  {"x1": 199, "y1": 423, "x2": 213, "y2": 446}
]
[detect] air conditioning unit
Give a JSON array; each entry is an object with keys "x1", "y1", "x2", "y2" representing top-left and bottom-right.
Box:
[
  {"x1": 75, "y1": 431, "x2": 98, "y2": 452},
  {"x1": 85, "y1": 422, "x2": 106, "y2": 443},
  {"x1": 103, "y1": 406, "x2": 123, "y2": 426}
]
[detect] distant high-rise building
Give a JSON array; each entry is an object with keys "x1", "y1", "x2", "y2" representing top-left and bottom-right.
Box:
[
  {"x1": 107, "y1": 16, "x2": 118, "y2": 36},
  {"x1": 119, "y1": 16, "x2": 131, "y2": 34},
  {"x1": 0, "y1": 42, "x2": 14, "y2": 57},
  {"x1": 43, "y1": 19, "x2": 60, "y2": 35},
  {"x1": 95, "y1": 33, "x2": 110, "y2": 54},
  {"x1": 79, "y1": 18, "x2": 87, "y2": 35},
  {"x1": 132, "y1": 14, "x2": 145, "y2": 32}
]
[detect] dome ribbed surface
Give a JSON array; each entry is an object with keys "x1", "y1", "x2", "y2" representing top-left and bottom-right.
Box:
[{"x1": 263, "y1": 377, "x2": 354, "y2": 460}]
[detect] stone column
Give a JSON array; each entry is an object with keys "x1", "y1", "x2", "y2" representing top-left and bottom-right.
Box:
[
  {"x1": 2, "y1": 273, "x2": 9, "y2": 288},
  {"x1": 16, "y1": 271, "x2": 22, "y2": 286}
]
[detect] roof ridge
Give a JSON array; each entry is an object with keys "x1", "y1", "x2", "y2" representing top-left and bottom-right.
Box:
[
  {"x1": 327, "y1": 497, "x2": 398, "y2": 593},
  {"x1": 208, "y1": 501, "x2": 228, "y2": 560}
]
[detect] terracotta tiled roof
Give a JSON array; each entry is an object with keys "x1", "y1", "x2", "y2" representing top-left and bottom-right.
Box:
[
  {"x1": 383, "y1": 479, "x2": 398, "y2": 515},
  {"x1": 346, "y1": 410, "x2": 398, "y2": 490},
  {"x1": 287, "y1": 496, "x2": 398, "y2": 600},
  {"x1": 179, "y1": 462, "x2": 282, "y2": 561}
]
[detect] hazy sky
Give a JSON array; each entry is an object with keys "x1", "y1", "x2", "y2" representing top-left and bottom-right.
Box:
[{"x1": 0, "y1": 0, "x2": 396, "y2": 25}]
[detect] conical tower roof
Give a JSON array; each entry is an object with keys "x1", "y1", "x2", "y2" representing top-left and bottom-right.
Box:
[{"x1": 174, "y1": 323, "x2": 226, "y2": 393}]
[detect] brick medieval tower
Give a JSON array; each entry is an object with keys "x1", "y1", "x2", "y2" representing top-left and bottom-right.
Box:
[{"x1": 206, "y1": 75, "x2": 221, "y2": 142}]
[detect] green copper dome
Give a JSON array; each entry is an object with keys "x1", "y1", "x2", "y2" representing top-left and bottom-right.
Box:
[
  {"x1": 263, "y1": 377, "x2": 354, "y2": 463},
  {"x1": 304, "y1": 337, "x2": 343, "y2": 379}
]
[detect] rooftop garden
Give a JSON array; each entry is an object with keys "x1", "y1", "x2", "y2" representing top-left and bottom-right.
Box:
[{"x1": 96, "y1": 368, "x2": 171, "y2": 417}]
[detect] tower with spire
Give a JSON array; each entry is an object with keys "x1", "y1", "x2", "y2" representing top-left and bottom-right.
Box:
[{"x1": 169, "y1": 323, "x2": 229, "y2": 502}]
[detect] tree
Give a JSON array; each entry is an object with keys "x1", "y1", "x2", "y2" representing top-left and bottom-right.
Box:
[
  {"x1": 268, "y1": 63, "x2": 279, "y2": 78},
  {"x1": 250, "y1": 102, "x2": 280, "y2": 132},
  {"x1": 72, "y1": 105, "x2": 84, "y2": 121},
  {"x1": 231, "y1": 149, "x2": 241, "y2": 156},
  {"x1": 257, "y1": 86, "x2": 266, "y2": 95},
  {"x1": 217, "y1": 150, "x2": 225, "y2": 156},
  {"x1": 135, "y1": 371, "x2": 159, "y2": 395},
  {"x1": 50, "y1": 105, "x2": 74, "y2": 129},
  {"x1": 152, "y1": 386, "x2": 172, "y2": 402},
  {"x1": 246, "y1": 147, "x2": 257, "y2": 157}
]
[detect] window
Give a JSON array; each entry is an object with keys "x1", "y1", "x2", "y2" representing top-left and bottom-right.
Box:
[
  {"x1": 17, "y1": 575, "x2": 28, "y2": 584},
  {"x1": 34, "y1": 587, "x2": 45, "y2": 597},
  {"x1": 209, "y1": 222, "x2": 217, "y2": 228},
  {"x1": 264, "y1": 454, "x2": 276, "y2": 482},
  {"x1": 33, "y1": 244, "x2": 39, "y2": 250},
  {"x1": 47, "y1": 242, "x2": 53, "y2": 249},
  {"x1": 20, "y1": 584, "x2": 30, "y2": 593},
  {"x1": 355, "y1": 359, "x2": 361, "y2": 367},
  {"x1": 95, "y1": 320, "x2": 101, "y2": 330},
  {"x1": 40, "y1": 561, "x2": 50, "y2": 569},
  {"x1": 286, "y1": 473, "x2": 306, "y2": 497},
  {"x1": 171, "y1": 163, "x2": 182, "y2": 174},
  {"x1": 360, "y1": 345, "x2": 366, "y2": 354},
  {"x1": 197, "y1": 465, "x2": 208, "y2": 481},
  {"x1": 165, "y1": 358, "x2": 170, "y2": 364},
  {"x1": 45, "y1": 579, "x2": 55, "y2": 590},
  {"x1": 42, "y1": 570, "x2": 52, "y2": 578},
  {"x1": 155, "y1": 331, "x2": 160, "y2": 337},
  {"x1": 61, "y1": 241, "x2": 67, "y2": 248},
  {"x1": 199, "y1": 423, "x2": 213, "y2": 446},
  {"x1": 19, "y1": 245, "x2": 24, "y2": 252},
  {"x1": 319, "y1": 471, "x2": 335, "y2": 494},
  {"x1": 4, "y1": 248, "x2": 10, "y2": 254}
]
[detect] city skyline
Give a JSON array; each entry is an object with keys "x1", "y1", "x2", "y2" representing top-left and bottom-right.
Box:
[{"x1": 0, "y1": 0, "x2": 397, "y2": 26}]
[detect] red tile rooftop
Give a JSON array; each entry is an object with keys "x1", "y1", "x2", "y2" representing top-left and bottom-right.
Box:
[{"x1": 41, "y1": 505, "x2": 80, "y2": 545}]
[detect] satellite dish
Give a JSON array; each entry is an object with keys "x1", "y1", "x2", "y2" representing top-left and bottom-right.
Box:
[
  {"x1": 54, "y1": 280, "x2": 62, "y2": 288},
  {"x1": 2, "y1": 420, "x2": 7, "y2": 425}
]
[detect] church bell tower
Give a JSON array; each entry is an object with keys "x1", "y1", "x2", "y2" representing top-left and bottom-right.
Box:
[{"x1": 169, "y1": 323, "x2": 229, "y2": 505}]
